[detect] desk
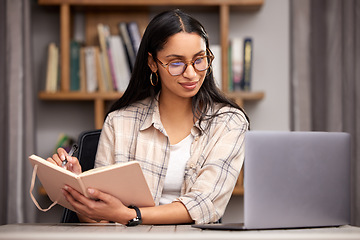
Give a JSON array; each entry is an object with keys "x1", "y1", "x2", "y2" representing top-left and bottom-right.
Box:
[{"x1": 0, "y1": 224, "x2": 360, "y2": 240}]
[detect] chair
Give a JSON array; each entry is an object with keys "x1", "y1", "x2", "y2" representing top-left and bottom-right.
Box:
[{"x1": 60, "y1": 129, "x2": 102, "y2": 223}]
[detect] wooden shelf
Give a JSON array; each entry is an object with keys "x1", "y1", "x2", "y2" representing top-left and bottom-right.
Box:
[
  {"x1": 39, "y1": 90, "x2": 263, "y2": 102},
  {"x1": 226, "y1": 91, "x2": 264, "y2": 107},
  {"x1": 226, "y1": 90, "x2": 265, "y2": 100},
  {"x1": 38, "y1": 91, "x2": 123, "y2": 101},
  {"x1": 39, "y1": 0, "x2": 263, "y2": 9}
]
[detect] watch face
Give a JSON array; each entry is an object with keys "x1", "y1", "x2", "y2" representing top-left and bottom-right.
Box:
[{"x1": 127, "y1": 217, "x2": 142, "y2": 226}]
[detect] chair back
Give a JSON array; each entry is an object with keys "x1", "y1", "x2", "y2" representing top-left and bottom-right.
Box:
[
  {"x1": 76, "y1": 129, "x2": 102, "y2": 172},
  {"x1": 60, "y1": 129, "x2": 101, "y2": 223}
]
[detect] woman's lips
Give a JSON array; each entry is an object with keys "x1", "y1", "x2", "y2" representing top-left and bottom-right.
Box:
[{"x1": 179, "y1": 81, "x2": 198, "y2": 90}]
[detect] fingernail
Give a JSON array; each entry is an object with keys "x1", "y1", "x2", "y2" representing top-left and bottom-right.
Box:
[
  {"x1": 61, "y1": 155, "x2": 65, "y2": 161},
  {"x1": 88, "y1": 188, "x2": 94, "y2": 194},
  {"x1": 64, "y1": 185, "x2": 68, "y2": 190}
]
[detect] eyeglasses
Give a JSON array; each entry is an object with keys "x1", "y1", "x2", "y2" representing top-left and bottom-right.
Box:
[{"x1": 155, "y1": 54, "x2": 214, "y2": 76}]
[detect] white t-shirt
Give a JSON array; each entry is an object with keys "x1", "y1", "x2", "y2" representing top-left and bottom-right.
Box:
[{"x1": 159, "y1": 134, "x2": 194, "y2": 205}]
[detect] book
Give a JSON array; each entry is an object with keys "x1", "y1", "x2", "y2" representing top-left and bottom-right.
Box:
[
  {"x1": 45, "y1": 42, "x2": 59, "y2": 92},
  {"x1": 118, "y1": 22, "x2": 136, "y2": 71},
  {"x1": 228, "y1": 45, "x2": 233, "y2": 92},
  {"x1": 230, "y1": 38, "x2": 244, "y2": 91},
  {"x1": 84, "y1": 46, "x2": 98, "y2": 92},
  {"x1": 79, "y1": 47, "x2": 87, "y2": 92},
  {"x1": 97, "y1": 23, "x2": 114, "y2": 92},
  {"x1": 70, "y1": 40, "x2": 81, "y2": 91},
  {"x1": 95, "y1": 47, "x2": 106, "y2": 92},
  {"x1": 98, "y1": 51, "x2": 112, "y2": 92},
  {"x1": 241, "y1": 38, "x2": 253, "y2": 91},
  {"x1": 108, "y1": 35, "x2": 131, "y2": 92},
  {"x1": 29, "y1": 155, "x2": 155, "y2": 213},
  {"x1": 127, "y1": 21, "x2": 141, "y2": 56},
  {"x1": 210, "y1": 45, "x2": 222, "y2": 90},
  {"x1": 45, "y1": 43, "x2": 53, "y2": 92},
  {"x1": 102, "y1": 24, "x2": 119, "y2": 91}
]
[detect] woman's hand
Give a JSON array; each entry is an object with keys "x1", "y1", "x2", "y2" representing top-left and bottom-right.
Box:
[
  {"x1": 47, "y1": 147, "x2": 82, "y2": 175},
  {"x1": 63, "y1": 185, "x2": 194, "y2": 224},
  {"x1": 62, "y1": 185, "x2": 135, "y2": 224}
]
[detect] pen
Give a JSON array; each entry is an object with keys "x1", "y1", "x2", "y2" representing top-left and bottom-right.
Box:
[{"x1": 61, "y1": 144, "x2": 78, "y2": 168}]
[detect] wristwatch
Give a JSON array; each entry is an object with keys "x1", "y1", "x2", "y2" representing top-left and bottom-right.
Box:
[{"x1": 126, "y1": 205, "x2": 142, "y2": 226}]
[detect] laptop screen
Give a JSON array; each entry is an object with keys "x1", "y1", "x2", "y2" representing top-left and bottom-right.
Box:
[{"x1": 243, "y1": 131, "x2": 351, "y2": 229}]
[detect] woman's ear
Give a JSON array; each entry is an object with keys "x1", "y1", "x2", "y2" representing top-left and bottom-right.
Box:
[{"x1": 148, "y1": 53, "x2": 158, "y2": 72}]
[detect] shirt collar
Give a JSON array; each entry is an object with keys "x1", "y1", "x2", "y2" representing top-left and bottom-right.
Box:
[
  {"x1": 139, "y1": 93, "x2": 163, "y2": 132},
  {"x1": 139, "y1": 93, "x2": 208, "y2": 137}
]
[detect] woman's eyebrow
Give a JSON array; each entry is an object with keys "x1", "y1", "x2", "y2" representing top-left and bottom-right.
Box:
[{"x1": 165, "y1": 50, "x2": 206, "y2": 59}]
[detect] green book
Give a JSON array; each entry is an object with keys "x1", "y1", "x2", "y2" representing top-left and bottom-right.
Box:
[{"x1": 70, "y1": 40, "x2": 81, "y2": 91}]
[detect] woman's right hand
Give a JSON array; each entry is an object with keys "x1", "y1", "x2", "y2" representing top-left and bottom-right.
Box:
[{"x1": 47, "y1": 147, "x2": 82, "y2": 175}]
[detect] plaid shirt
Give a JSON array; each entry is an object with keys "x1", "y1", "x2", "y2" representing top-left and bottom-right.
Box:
[{"x1": 95, "y1": 96, "x2": 249, "y2": 224}]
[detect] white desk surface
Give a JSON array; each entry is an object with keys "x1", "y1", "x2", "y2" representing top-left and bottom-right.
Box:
[{"x1": 0, "y1": 223, "x2": 360, "y2": 240}]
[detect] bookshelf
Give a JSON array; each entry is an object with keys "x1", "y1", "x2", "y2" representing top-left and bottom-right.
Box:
[{"x1": 38, "y1": 0, "x2": 265, "y2": 195}]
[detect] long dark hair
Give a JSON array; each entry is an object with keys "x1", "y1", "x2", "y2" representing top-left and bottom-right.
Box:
[{"x1": 108, "y1": 9, "x2": 249, "y2": 129}]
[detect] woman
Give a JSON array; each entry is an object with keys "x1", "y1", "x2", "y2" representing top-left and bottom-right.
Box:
[{"x1": 49, "y1": 9, "x2": 249, "y2": 225}]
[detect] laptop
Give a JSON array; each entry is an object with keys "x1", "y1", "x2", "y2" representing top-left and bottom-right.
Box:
[{"x1": 192, "y1": 131, "x2": 351, "y2": 230}]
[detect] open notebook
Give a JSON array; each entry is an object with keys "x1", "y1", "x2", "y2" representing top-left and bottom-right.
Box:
[{"x1": 29, "y1": 155, "x2": 155, "y2": 212}]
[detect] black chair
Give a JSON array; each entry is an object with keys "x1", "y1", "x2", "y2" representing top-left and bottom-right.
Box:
[{"x1": 60, "y1": 129, "x2": 102, "y2": 223}]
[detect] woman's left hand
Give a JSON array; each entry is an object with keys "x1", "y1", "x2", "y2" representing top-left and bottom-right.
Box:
[{"x1": 62, "y1": 185, "x2": 135, "y2": 224}]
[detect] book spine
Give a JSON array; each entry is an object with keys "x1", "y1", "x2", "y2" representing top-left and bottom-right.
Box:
[
  {"x1": 52, "y1": 44, "x2": 59, "y2": 92},
  {"x1": 210, "y1": 44, "x2": 222, "y2": 90},
  {"x1": 84, "y1": 47, "x2": 98, "y2": 92},
  {"x1": 118, "y1": 22, "x2": 136, "y2": 71},
  {"x1": 106, "y1": 46, "x2": 118, "y2": 91},
  {"x1": 110, "y1": 35, "x2": 131, "y2": 92},
  {"x1": 97, "y1": 23, "x2": 114, "y2": 92},
  {"x1": 45, "y1": 43, "x2": 54, "y2": 92},
  {"x1": 99, "y1": 52, "x2": 111, "y2": 91},
  {"x1": 228, "y1": 45, "x2": 233, "y2": 92},
  {"x1": 70, "y1": 40, "x2": 81, "y2": 91},
  {"x1": 95, "y1": 47, "x2": 106, "y2": 92},
  {"x1": 127, "y1": 21, "x2": 141, "y2": 55},
  {"x1": 241, "y1": 38, "x2": 253, "y2": 91},
  {"x1": 231, "y1": 38, "x2": 244, "y2": 91},
  {"x1": 102, "y1": 25, "x2": 118, "y2": 91},
  {"x1": 117, "y1": 36, "x2": 131, "y2": 92},
  {"x1": 79, "y1": 47, "x2": 86, "y2": 92},
  {"x1": 45, "y1": 43, "x2": 59, "y2": 92}
]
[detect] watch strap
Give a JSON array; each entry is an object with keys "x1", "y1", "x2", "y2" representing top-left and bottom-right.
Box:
[{"x1": 126, "y1": 205, "x2": 142, "y2": 226}]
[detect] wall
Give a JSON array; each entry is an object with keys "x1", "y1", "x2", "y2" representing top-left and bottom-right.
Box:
[
  {"x1": 223, "y1": 0, "x2": 290, "y2": 223},
  {"x1": 31, "y1": 0, "x2": 290, "y2": 223},
  {"x1": 231, "y1": 0, "x2": 290, "y2": 131}
]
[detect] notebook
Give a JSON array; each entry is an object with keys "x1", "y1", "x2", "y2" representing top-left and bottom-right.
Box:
[
  {"x1": 29, "y1": 155, "x2": 155, "y2": 212},
  {"x1": 192, "y1": 131, "x2": 351, "y2": 230}
]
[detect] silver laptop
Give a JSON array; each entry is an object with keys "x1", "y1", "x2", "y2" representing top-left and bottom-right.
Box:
[{"x1": 193, "y1": 131, "x2": 351, "y2": 230}]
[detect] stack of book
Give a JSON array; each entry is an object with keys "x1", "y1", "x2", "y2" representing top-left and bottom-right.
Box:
[{"x1": 44, "y1": 21, "x2": 142, "y2": 93}]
